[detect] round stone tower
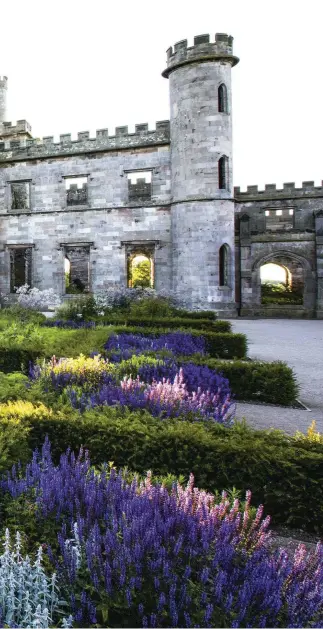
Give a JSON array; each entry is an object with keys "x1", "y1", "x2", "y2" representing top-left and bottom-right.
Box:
[
  {"x1": 162, "y1": 34, "x2": 239, "y2": 314},
  {"x1": 0, "y1": 76, "x2": 8, "y2": 124}
]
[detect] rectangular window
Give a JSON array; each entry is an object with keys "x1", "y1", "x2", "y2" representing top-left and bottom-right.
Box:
[
  {"x1": 10, "y1": 182, "x2": 31, "y2": 211},
  {"x1": 265, "y1": 208, "x2": 294, "y2": 231},
  {"x1": 10, "y1": 247, "x2": 32, "y2": 292},
  {"x1": 127, "y1": 171, "x2": 152, "y2": 202},
  {"x1": 64, "y1": 245, "x2": 90, "y2": 293},
  {"x1": 65, "y1": 176, "x2": 88, "y2": 206}
]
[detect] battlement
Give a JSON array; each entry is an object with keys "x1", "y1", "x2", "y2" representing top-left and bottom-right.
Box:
[
  {"x1": 234, "y1": 181, "x2": 323, "y2": 199},
  {"x1": 0, "y1": 120, "x2": 170, "y2": 161},
  {"x1": 0, "y1": 119, "x2": 32, "y2": 137},
  {"x1": 162, "y1": 33, "x2": 239, "y2": 77}
]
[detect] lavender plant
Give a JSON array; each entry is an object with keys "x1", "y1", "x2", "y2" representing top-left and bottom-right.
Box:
[
  {"x1": 1, "y1": 440, "x2": 323, "y2": 628},
  {"x1": 137, "y1": 360, "x2": 232, "y2": 397},
  {"x1": 29, "y1": 346, "x2": 233, "y2": 423},
  {"x1": 43, "y1": 320, "x2": 96, "y2": 329},
  {"x1": 65, "y1": 368, "x2": 234, "y2": 423},
  {"x1": 104, "y1": 332, "x2": 206, "y2": 362}
]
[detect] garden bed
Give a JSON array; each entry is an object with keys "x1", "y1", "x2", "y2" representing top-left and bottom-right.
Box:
[{"x1": 0, "y1": 301, "x2": 322, "y2": 627}]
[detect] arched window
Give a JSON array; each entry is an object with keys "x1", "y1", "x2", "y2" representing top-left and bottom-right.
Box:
[
  {"x1": 218, "y1": 155, "x2": 229, "y2": 190},
  {"x1": 219, "y1": 244, "x2": 230, "y2": 286},
  {"x1": 127, "y1": 252, "x2": 154, "y2": 288},
  {"x1": 218, "y1": 83, "x2": 228, "y2": 113}
]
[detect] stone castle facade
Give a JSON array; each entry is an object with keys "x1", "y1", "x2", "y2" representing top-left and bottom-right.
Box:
[{"x1": 0, "y1": 34, "x2": 322, "y2": 318}]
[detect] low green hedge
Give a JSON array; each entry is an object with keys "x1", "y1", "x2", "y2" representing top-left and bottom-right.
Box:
[
  {"x1": 112, "y1": 326, "x2": 248, "y2": 359},
  {"x1": 24, "y1": 407, "x2": 323, "y2": 533},
  {"x1": 182, "y1": 358, "x2": 298, "y2": 406},
  {"x1": 171, "y1": 309, "x2": 217, "y2": 320},
  {"x1": 0, "y1": 372, "x2": 30, "y2": 401},
  {"x1": 94, "y1": 316, "x2": 231, "y2": 332},
  {"x1": 0, "y1": 328, "x2": 113, "y2": 371},
  {"x1": 0, "y1": 348, "x2": 41, "y2": 374}
]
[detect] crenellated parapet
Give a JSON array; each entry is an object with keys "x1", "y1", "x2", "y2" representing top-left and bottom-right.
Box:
[
  {"x1": 0, "y1": 120, "x2": 170, "y2": 161},
  {"x1": 162, "y1": 33, "x2": 239, "y2": 78},
  {"x1": 0, "y1": 119, "x2": 32, "y2": 138},
  {"x1": 234, "y1": 181, "x2": 323, "y2": 200}
]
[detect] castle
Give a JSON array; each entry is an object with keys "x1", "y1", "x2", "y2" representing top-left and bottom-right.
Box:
[{"x1": 0, "y1": 34, "x2": 322, "y2": 318}]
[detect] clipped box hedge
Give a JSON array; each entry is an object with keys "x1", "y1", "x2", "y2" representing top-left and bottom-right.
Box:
[
  {"x1": 25, "y1": 406, "x2": 323, "y2": 534},
  {"x1": 0, "y1": 348, "x2": 40, "y2": 374},
  {"x1": 95, "y1": 316, "x2": 231, "y2": 332},
  {"x1": 170, "y1": 309, "x2": 217, "y2": 320},
  {"x1": 181, "y1": 357, "x2": 298, "y2": 406},
  {"x1": 112, "y1": 326, "x2": 248, "y2": 359}
]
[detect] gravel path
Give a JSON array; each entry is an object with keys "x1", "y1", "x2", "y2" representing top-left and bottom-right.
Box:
[{"x1": 231, "y1": 319, "x2": 323, "y2": 435}]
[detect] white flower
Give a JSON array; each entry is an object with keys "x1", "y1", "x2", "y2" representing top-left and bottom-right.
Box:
[{"x1": 13, "y1": 285, "x2": 61, "y2": 311}]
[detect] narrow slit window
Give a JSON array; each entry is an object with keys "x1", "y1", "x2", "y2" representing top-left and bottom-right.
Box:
[
  {"x1": 218, "y1": 83, "x2": 228, "y2": 113},
  {"x1": 218, "y1": 156, "x2": 229, "y2": 190},
  {"x1": 219, "y1": 244, "x2": 229, "y2": 287}
]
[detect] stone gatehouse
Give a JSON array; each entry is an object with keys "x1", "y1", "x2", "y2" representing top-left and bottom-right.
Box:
[{"x1": 0, "y1": 34, "x2": 322, "y2": 318}]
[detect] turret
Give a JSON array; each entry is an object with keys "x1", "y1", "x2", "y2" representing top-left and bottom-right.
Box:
[
  {"x1": 0, "y1": 76, "x2": 8, "y2": 124},
  {"x1": 163, "y1": 33, "x2": 239, "y2": 315}
]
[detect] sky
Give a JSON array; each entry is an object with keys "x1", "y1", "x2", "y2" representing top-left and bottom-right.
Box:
[{"x1": 1, "y1": 0, "x2": 323, "y2": 190}]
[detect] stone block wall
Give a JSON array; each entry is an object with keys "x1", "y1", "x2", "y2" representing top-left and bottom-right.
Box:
[
  {"x1": 171, "y1": 200, "x2": 236, "y2": 313},
  {"x1": 0, "y1": 145, "x2": 172, "y2": 298},
  {"x1": 235, "y1": 184, "x2": 323, "y2": 317}
]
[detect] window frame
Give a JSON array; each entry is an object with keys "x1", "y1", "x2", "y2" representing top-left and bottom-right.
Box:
[
  {"x1": 8, "y1": 179, "x2": 32, "y2": 212},
  {"x1": 7, "y1": 244, "x2": 34, "y2": 293},
  {"x1": 60, "y1": 242, "x2": 93, "y2": 294},
  {"x1": 62, "y1": 174, "x2": 89, "y2": 207},
  {"x1": 218, "y1": 83, "x2": 228, "y2": 114},
  {"x1": 264, "y1": 207, "x2": 295, "y2": 229},
  {"x1": 218, "y1": 155, "x2": 229, "y2": 190},
  {"x1": 124, "y1": 169, "x2": 153, "y2": 203}
]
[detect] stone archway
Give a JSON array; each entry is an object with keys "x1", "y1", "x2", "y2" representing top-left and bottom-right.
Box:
[
  {"x1": 251, "y1": 251, "x2": 315, "y2": 314},
  {"x1": 260, "y1": 261, "x2": 301, "y2": 304}
]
